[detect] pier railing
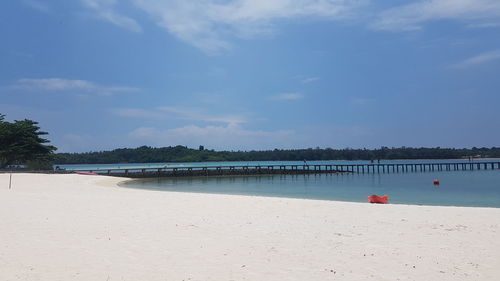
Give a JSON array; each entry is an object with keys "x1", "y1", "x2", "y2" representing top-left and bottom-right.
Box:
[{"x1": 75, "y1": 161, "x2": 500, "y2": 178}]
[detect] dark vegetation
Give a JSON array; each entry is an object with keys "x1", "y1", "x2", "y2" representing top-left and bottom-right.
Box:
[
  {"x1": 2, "y1": 114, "x2": 498, "y2": 167},
  {"x1": 55, "y1": 145, "x2": 500, "y2": 164},
  {"x1": 0, "y1": 114, "x2": 56, "y2": 169}
]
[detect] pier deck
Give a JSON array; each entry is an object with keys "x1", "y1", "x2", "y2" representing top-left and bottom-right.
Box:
[{"x1": 75, "y1": 161, "x2": 500, "y2": 178}]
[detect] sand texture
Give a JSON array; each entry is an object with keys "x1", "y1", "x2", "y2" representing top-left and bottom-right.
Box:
[{"x1": 1, "y1": 173, "x2": 499, "y2": 281}]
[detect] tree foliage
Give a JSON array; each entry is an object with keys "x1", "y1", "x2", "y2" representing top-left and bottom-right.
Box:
[
  {"x1": 54, "y1": 145, "x2": 500, "y2": 164},
  {"x1": 0, "y1": 114, "x2": 57, "y2": 168}
]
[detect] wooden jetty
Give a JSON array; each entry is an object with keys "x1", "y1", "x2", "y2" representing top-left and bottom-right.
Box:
[{"x1": 75, "y1": 161, "x2": 500, "y2": 178}]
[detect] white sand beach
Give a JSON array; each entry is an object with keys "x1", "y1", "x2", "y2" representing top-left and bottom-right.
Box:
[{"x1": 1, "y1": 173, "x2": 499, "y2": 281}]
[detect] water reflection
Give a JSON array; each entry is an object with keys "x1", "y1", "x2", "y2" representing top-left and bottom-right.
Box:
[{"x1": 122, "y1": 170, "x2": 500, "y2": 208}]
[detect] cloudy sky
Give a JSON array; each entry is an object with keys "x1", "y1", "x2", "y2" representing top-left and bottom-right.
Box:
[{"x1": 1, "y1": 0, "x2": 499, "y2": 152}]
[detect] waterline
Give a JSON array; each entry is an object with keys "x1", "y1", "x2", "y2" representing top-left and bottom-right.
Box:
[{"x1": 122, "y1": 169, "x2": 500, "y2": 208}]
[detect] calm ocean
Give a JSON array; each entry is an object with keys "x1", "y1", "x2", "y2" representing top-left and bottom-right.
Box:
[{"x1": 59, "y1": 160, "x2": 500, "y2": 208}]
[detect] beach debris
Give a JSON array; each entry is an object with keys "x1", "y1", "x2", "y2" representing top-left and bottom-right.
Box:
[{"x1": 368, "y1": 194, "x2": 389, "y2": 204}]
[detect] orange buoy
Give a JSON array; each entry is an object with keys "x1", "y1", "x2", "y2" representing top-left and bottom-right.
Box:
[
  {"x1": 368, "y1": 194, "x2": 389, "y2": 204},
  {"x1": 433, "y1": 179, "x2": 440, "y2": 185}
]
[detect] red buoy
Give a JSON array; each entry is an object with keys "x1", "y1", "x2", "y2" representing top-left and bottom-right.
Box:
[
  {"x1": 433, "y1": 179, "x2": 440, "y2": 185},
  {"x1": 368, "y1": 194, "x2": 389, "y2": 204}
]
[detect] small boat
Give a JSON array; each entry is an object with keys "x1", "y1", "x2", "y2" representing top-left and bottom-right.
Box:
[
  {"x1": 75, "y1": 171, "x2": 98, "y2": 175},
  {"x1": 368, "y1": 194, "x2": 389, "y2": 204}
]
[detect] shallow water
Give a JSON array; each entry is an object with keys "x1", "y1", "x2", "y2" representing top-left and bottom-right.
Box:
[{"x1": 122, "y1": 169, "x2": 500, "y2": 208}]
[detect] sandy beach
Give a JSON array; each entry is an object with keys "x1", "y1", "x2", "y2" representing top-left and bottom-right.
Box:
[{"x1": 1, "y1": 173, "x2": 499, "y2": 281}]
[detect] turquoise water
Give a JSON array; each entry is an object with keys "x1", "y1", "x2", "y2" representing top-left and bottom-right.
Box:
[
  {"x1": 57, "y1": 160, "x2": 500, "y2": 207},
  {"x1": 121, "y1": 169, "x2": 500, "y2": 208}
]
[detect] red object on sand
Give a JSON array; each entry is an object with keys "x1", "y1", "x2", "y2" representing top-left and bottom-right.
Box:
[
  {"x1": 75, "y1": 171, "x2": 98, "y2": 175},
  {"x1": 368, "y1": 194, "x2": 389, "y2": 204}
]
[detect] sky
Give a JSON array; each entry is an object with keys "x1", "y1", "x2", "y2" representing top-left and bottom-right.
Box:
[{"x1": 1, "y1": 0, "x2": 499, "y2": 153}]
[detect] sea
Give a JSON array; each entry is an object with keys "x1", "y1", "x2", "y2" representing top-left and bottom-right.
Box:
[{"x1": 57, "y1": 159, "x2": 500, "y2": 208}]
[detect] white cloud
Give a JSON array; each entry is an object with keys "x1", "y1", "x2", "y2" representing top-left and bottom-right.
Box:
[
  {"x1": 59, "y1": 134, "x2": 94, "y2": 152},
  {"x1": 131, "y1": 0, "x2": 367, "y2": 53},
  {"x1": 301, "y1": 77, "x2": 320, "y2": 84},
  {"x1": 129, "y1": 123, "x2": 296, "y2": 150},
  {"x1": 467, "y1": 22, "x2": 500, "y2": 29},
  {"x1": 301, "y1": 125, "x2": 375, "y2": 148},
  {"x1": 270, "y1": 93, "x2": 304, "y2": 101},
  {"x1": 57, "y1": 133, "x2": 131, "y2": 152},
  {"x1": 450, "y1": 49, "x2": 500, "y2": 69},
  {"x1": 11, "y1": 78, "x2": 139, "y2": 95},
  {"x1": 112, "y1": 106, "x2": 247, "y2": 125},
  {"x1": 372, "y1": 0, "x2": 500, "y2": 31},
  {"x1": 82, "y1": 0, "x2": 142, "y2": 32},
  {"x1": 14, "y1": 78, "x2": 94, "y2": 91},
  {"x1": 79, "y1": 0, "x2": 500, "y2": 52},
  {"x1": 111, "y1": 108, "x2": 166, "y2": 119},
  {"x1": 22, "y1": 0, "x2": 50, "y2": 13},
  {"x1": 159, "y1": 106, "x2": 247, "y2": 124}
]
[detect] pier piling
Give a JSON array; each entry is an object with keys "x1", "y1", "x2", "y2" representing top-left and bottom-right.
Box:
[{"x1": 73, "y1": 161, "x2": 500, "y2": 178}]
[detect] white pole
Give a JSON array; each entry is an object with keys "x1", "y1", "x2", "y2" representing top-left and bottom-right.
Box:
[{"x1": 9, "y1": 173, "x2": 12, "y2": 189}]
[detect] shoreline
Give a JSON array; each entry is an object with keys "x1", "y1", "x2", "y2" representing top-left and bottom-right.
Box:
[
  {"x1": 1, "y1": 173, "x2": 500, "y2": 280},
  {"x1": 119, "y1": 178, "x2": 500, "y2": 210},
  {"x1": 120, "y1": 171, "x2": 500, "y2": 209}
]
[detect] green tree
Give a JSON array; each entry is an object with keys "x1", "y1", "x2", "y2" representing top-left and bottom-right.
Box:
[{"x1": 0, "y1": 114, "x2": 57, "y2": 169}]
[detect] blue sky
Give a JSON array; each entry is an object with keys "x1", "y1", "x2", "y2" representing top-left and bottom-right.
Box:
[{"x1": 1, "y1": 0, "x2": 499, "y2": 152}]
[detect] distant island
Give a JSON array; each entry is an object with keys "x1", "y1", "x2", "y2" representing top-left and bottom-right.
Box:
[{"x1": 54, "y1": 146, "x2": 500, "y2": 164}]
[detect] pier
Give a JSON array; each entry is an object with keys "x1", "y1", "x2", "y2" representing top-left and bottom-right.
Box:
[{"x1": 75, "y1": 161, "x2": 500, "y2": 178}]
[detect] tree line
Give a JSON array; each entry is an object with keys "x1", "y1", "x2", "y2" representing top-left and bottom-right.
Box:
[
  {"x1": 0, "y1": 114, "x2": 56, "y2": 169},
  {"x1": 54, "y1": 145, "x2": 500, "y2": 164},
  {"x1": 2, "y1": 113, "x2": 498, "y2": 168}
]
